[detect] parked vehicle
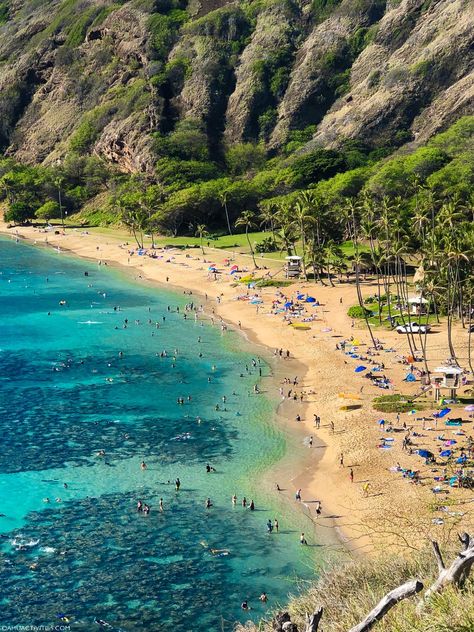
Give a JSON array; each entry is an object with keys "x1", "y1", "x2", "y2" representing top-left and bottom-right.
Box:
[{"x1": 396, "y1": 322, "x2": 431, "y2": 334}]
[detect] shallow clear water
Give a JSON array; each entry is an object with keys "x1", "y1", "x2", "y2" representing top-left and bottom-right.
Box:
[{"x1": 0, "y1": 237, "x2": 319, "y2": 630}]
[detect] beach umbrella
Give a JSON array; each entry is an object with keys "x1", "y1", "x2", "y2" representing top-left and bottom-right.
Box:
[
  {"x1": 354, "y1": 365, "x2": 366, "y2": 373},
  {"x1": 284, "y1": 302, "x2": 293, "y2": 308},
  {"x1": 306, "y1": 297, "x2": 317, "y2": 303},
  {"x1": 457, "y1": 456, "x2": 467, "y2": 464},
  {"x1": 464, "y1": 405, "x2": 474, "y2": 412},
  {"x1": 416, "y1": 449, "x2": 433, "y2": 459},
  {"x1": 250, "y1": 299, "x2": 263, "y2": 304},
  {"x1": 297, "y1": 294, "x2": 305, "y2": 300},
  {"x1": 408, "y1": 409, "x2": 418, "y2": 415},
  {"x1": 440, "y1": 450, "x2": 452, "y2": 457},
  {"x1": 405, "y1": 372, "x2": 416, "y2": 382},
  {"x1": 445, "y1": 439, "x2": 457, "y2": 445},
  {"x1": 230, "y1": 269, "x2": 238, "y2": 275}
]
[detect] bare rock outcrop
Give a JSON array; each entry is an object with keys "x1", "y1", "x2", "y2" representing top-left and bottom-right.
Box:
[
  {"x1": 304, "y1": 0, "x2": 474, "y2": 151},
  {"x1": 224, "y1": 0, "x2": 298, "y2": 144}
]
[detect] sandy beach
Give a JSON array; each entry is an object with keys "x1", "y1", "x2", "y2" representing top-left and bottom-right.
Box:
[{"x1": 3, "y1": 221, "x2": 474, "y2": 556}]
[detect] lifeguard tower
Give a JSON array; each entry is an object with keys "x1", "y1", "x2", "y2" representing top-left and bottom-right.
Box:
[
  {"x1": 431, "y1": 365, "x2": 463, "y2": 401},
  {"x1": 285, "y1": 256, "x2": 302, "y2": 279}
]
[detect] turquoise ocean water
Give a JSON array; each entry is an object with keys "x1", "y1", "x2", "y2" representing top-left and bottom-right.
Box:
[{"x1": 0, "y1": 237, "x2": 319, "y2": 630}]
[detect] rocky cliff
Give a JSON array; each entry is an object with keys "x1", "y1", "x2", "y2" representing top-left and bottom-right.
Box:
[{"x1": 0, "y1": 0, "x2": 472, "y2": 172}]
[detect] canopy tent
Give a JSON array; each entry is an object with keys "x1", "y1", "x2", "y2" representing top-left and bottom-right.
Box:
[
  {"x1": 434, "y1": 408, "x2": 451, "y2": 418},
  {"x1": 416, "y1": 449, "x2": 434, "y2": 459}
]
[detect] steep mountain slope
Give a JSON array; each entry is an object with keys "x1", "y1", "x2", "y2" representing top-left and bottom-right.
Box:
[{"x1": 0, "y1": 0, "x2": 472, "y2": 174}]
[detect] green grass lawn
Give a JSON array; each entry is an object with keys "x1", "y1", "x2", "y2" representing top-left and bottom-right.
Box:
[{"x1": 59, "y1": 220, "x2": 367, "y2": 266}]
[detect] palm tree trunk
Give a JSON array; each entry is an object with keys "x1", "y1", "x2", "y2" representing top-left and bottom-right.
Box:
[
  {"x1": 300, "y1": 221, "x2": 308, "y2": 280},
  {"x1": 246, "y1": 227, "x2": 257, "y2": 268},
  {"x1": 224, "y1": 199, "x2": 232, "y2": 236},
  {"x1": 468, "y1": 298, "x2": 473, "y2": 376}
]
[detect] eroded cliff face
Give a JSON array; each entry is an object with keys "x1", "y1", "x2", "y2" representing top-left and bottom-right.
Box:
[
  {"x1": 0, "y1": 0, "x2": 157, "y2": 172},
  {"x1": 304, "y1": 0, "x2": 474, "y2": 152},
  {"x1": 0, "y1": 0, "x2": 472, "y2": 172}
]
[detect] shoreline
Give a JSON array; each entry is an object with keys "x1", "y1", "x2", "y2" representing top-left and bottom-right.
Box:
[
  {"x1": 1, "y1": 227, "x2": 356, "y2": 556},
  {"x1": 4, "y1": 223, "x2": 472, "y2": 557}
]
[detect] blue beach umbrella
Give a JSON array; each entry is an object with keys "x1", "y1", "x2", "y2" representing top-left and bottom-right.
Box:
[
  {"x1": 284, "y1": 302, "x2": 293, "y2": 308},
  {"x1": 297, "y1": 294, "x2": 305, "y2": 300},
  {"x1": 355, "y1": 365, "x2": 367, "y2": 373},
  {"x1": 306, "y1": 297, "x2": 317, "y2": 303},
  {"x1": 440, "y1": 450, "x2": 452, "y2": 457}
]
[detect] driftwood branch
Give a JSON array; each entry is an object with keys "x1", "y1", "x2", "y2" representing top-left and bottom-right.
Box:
[
  {"x1": 348, "y1": 579, "x2": 423, "y2": 632},
  {"x1": 431, "y1": 540, "x2": 446, "y2": 573},
  {"x1": 305, "y1": 607, "x2": 323, "y2": 632},
  {"x1": 422, "y1": 532, "x2": 474, "y2": 603}
]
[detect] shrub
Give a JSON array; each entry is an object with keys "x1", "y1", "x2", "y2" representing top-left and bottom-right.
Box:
[
  {"x1": 347, "y1": 305, "x2": 372, "y2": 318},
  {"x1": 255, "y1": 237, "x2": 277, "y2": 253},
  {"x1": 373, "y1": 393, "x2": 421, "y2": 413}
]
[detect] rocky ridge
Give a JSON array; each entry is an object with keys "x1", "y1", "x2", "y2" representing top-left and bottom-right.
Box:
[{"x1": 0, "y1": 0, "x2": 472, "y2": 172}]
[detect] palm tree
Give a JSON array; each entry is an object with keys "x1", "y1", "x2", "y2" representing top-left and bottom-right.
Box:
[
  {"x1": 195, "y1": 223, "x2": 209, "y2": 255},
  {"x1": 289, "y1": 196, "x2": 316, "y2": 280},
  {"x1": 218, "y1": 190, "x2": 232, "y2": 236},
  {"x1": 324, "y1": 240, "x2": 344, "y2": 287},
  {"x1": 235, "y1": 210, "x2": 258, "y2": 268},
  {"x1": 258, "y1": 202, "x2": 278, "y2": 242}
]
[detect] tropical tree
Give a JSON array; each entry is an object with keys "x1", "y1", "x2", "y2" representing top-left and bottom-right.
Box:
[
  {"x1": 235, "y1": 210, "x2": 258, "y2": 268},
  {"x1": 218, "y1": 190, "x2": 232, "y2": 236},
  {"x1": 195, "y1": 223, "x2": 209, "y2": 255}
]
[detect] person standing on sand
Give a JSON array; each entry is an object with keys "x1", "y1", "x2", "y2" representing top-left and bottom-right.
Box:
[
  {"x1": 274, "y1": 519, "x2": 279, "y2": 533},
  {"x1": 340, "y1": 452, "x2": 344, "y2": 467},
  {"x1": 309, "y1": 436, "x2": 313, "y2": 447},
  {"x1": 350, "y1": 468, "x2": 354, "y2": 483},
  {"x1": 330, "y1": 421, "x2": 335, "y2": 434},
  {"x1": 363, "y1": 482, "x2": 370, "y2": 497},
  {"x1": 300, "y1": 533, "x2": 308, "y2": 545}
]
